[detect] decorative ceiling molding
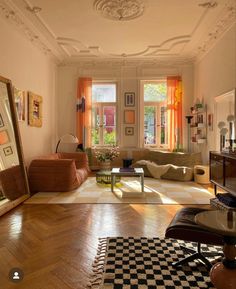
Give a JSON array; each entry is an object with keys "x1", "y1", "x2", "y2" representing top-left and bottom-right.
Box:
[
  {"x1": 57, "y1": 35, "x2": 191, "y2": 60},
  {"x1": 94, "y1": 0, "x2": 145, "y2": 21},
  {"x1": 0, "y1": 1, "x2": 53, "y2": 56},
  {"x1": 110, "y1": 36, "x2": 191, "y2": 57},
  {"x1": 59, "y1": 55, "x2": 196, "y2": 68},
  {"x1": 196, "y1": 0, "x2": 236, "y2": 59},
  {"x1": 198, "y1": 1, "x2": 218, "y2": 9},
  {"x1": 57, "y1": 37, "x2": 103, "y2": 58}
]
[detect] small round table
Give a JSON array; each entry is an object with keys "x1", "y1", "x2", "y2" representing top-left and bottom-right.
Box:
[{"x1": 195, "y1": 210, "x2": 236, "y2": 289}]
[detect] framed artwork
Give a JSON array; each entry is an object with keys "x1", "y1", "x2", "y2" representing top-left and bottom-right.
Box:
[
  {"x1": 14, "y1": 88, "x2": 26, "y2": 121},
  {"x1": 0, "y1": 130, "x2": 10, "y2": 145},
  {"x1": 0, "y1": 114, "x2": 4, "y2": 127},
  {"x1": 125, "y1": 127, "x2": 134, "y2": 136},
  {"x1": 124, "y1": 110, "x2": 135, "y2": 124},
  {"x1": 28, "y1": 92, "x2": 43, "y2": 127},
  {"x1": 208, "y1": 113, "x2": 213, "y2": 131},
  {"x1": 125, "y1": 92, "x2": 135, "y2": 107},
  {"x1": 3, "y1": 146, "x2": 13, "y2": 156}
]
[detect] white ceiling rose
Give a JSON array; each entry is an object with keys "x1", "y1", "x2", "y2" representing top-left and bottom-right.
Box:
[{"x1": 94, "y1": 0, "x2": 145, "y2": 21}]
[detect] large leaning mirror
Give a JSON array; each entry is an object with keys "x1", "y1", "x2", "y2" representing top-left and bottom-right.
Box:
[
  {"x1": 215, "y1": 88, "x2": 236, "y2": 152},
  {"x1": 0, "y1": 75, "x2": 30, "y2": 215}
]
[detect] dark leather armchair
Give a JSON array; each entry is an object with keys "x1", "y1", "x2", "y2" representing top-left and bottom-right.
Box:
[{"x1": 165, "y1": 207, "x2": 224, "y2": 269}]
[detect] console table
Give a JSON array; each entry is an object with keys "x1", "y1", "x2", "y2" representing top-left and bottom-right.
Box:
[{"x1": 210, "y1": 151, "x2": 236, "y2": 197}]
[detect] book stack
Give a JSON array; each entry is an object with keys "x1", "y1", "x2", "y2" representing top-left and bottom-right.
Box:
[
  {"x1": 210, "y1": 197, "x2": 236, "y2": 211},
  {"x1": 119, "y1": 168, "x2": 135, "y2": 173}
]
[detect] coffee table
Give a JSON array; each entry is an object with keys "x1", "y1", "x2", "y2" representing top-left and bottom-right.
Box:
[{"x1": 111, "y1": 168, "x2": 144, "y2": 193}]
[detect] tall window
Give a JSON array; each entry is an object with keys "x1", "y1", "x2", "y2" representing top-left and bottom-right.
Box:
[
  {"x1": 91, "y1": 83, "x2": 117, "y2": 146},
  {"x1": 142, "y1": 80, "x2": 168, "y2": 148}
]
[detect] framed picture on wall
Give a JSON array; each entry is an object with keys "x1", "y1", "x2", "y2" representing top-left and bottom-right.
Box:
[
  {"x1": 0, "y1": 130, "x2": 10, "y2": 145},
  {"x1": 3, "y1": 146, "x2": 13, "y2": 156},
  {"x1": 125, "y1": 127, "x2": 134, "y2": 136},
  {"x1": 28, "y1": 92, "x2": 43, "y2": 127},
  {"x1": 208, "y1": 113, "x2": 213, "y2": 131},
  {"x1": 0, "y1": 114, "x2": 4, "y2": 127},
  {"x1": 124, "y1": 110, "x2": 135, "y2": 124},
  {"x1": 14, "y1": 88, "x2": 26, "y2": 121},
  {"x1": 125, "y1": 92, "x2": 135, "y2": 107}
]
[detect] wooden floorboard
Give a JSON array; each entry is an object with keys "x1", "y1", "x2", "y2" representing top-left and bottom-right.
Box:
[{"x1": 0, "y1": 203, "x2": 210, "y2": 289}]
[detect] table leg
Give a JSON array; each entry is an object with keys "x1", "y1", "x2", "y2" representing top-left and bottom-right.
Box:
[
  {"x1": 111, "y1": 175, "x2": 116, "y2": 192},
  {"x1": 141, "y1": 174, "x2": 144, "y2": 192}
]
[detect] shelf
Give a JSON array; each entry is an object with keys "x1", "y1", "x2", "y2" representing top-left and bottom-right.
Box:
[
  {"x1": 190, "y1": 123, "x2": 206, "y2": 129},
  {"x1": 191, "y1": 110, "x2": 206, "y2": 115},
  {"x1": 197, "y1": 139, "x2": 206, "y2": 144}
]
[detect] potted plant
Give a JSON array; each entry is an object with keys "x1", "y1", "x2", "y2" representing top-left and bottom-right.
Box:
[{"x1": 94, "y1": 146, "x2": 119, "y2": 170}]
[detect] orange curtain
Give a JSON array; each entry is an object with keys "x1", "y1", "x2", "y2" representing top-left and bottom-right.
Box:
[
  {"x1": 167, "y1": 76, "x2": 183, "y2": 151},
  {"x1": 76, "y1": 77, "x2": 92, "y2": 148}
]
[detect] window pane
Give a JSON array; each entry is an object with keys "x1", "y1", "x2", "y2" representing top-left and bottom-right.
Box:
[
  {"x1": 92, "y1": 84, "x2": 116, "y2": 102},
  {"x1": 144, "y1": 106, "x2": 156, "y2": 145},
  {"x1": 103, "y1": 106, "x2": 116, "y2": 145},
  {"x1": 144, "y1": 82, "x2": 167, "y2": 102},
  {"x1": 92, "y1": 106, "x2": 100, "y2": 145},
  {"x1": 160, "y1": 106, "x2": 168, "y2": 144}
]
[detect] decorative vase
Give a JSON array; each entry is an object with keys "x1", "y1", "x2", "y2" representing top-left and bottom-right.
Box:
[{"x1": 99, "y1": 160, "x2": 111, "y2": 171}]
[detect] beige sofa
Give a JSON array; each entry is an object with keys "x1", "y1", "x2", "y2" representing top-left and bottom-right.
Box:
[{"x1": 132, "y1": 150, "x2": 202, "y2": 181}]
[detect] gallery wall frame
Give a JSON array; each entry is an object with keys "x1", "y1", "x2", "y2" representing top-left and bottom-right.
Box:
[
  {"x1": 0, "y1": 113, "x2": 4, "y2": 127},
  {"x1": 14, "y1": 88, "x2": 26, "y2": 121},
  {"x1": 124, "y1": 110, "x2": 135, "y2": 124},
  {"x1": 3, "y1": 146, "x2": 13, "y2": 156},
  {"x1": 125, "y1": 92, "x2": 135, "y2": 107},
  {"x1": 125, "y1": 127, "x2": 134, "y2": 136},
  {"x1": 28, "y1": 91, "x2": 43, "y2": 127},
  {"x1": 0, "y1": 130, "x2": 10, "y2": 145},
  {"x1": 208, "y1": 113, "x2": 213, "y2": 131}
]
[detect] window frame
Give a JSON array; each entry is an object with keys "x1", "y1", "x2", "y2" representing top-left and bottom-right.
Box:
[
  {"x1": 91, "y1": 81, "x2": 118, "y2": 147},
  {"x1": 140, "y1": 80, "x2": 169, "y2": 149}
]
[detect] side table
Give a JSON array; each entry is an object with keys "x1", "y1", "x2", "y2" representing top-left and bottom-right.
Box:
[
  {"x1": 194, "y1": 165, "x2": 210, "y2": 184},
  {"x1": 195, "y1": 210, "x2": 236, "y2": 289}
]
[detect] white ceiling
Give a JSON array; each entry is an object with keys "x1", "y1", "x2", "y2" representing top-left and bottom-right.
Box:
[{"x1": 1, "y1": 0, "x2": 235, "y2": 64}]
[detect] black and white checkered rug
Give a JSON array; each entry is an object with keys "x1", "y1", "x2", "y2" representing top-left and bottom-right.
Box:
[{"x1": 88, "y1": 237, "x2": 222, "y2": 289}]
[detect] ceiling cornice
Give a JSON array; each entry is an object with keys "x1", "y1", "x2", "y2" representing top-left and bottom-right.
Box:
[{"x1": 195, "y1": 0, "x2": 236, "y2": 61}]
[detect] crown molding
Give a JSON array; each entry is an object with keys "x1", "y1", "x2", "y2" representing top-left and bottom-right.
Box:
[
  {"x1": 195, "y1": 0, "x2": 236, "y2": 61},
  {"x1": 0, "y1": 0, "x2": 64, "y2": 63},
  {"x1": 59, "y1": 55, "x2": 195, "y2": 68}
]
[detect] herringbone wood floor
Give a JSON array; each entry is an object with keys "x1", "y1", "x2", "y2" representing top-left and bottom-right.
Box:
[{"x1": 0, "y1": 204, "x2": 210, "y2": 289}]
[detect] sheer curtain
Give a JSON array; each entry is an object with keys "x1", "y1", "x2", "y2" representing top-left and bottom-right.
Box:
[
  {"x1": 76, "y1": 77, "x2": 92, "y2": 148},
  {"x1": 167, "y1": 76, "x2": 183, "y2": 151}
]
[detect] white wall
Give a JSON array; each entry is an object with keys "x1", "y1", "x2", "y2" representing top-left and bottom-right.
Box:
[
  {"x1": 58, "y1": 63, "x2": 194, "y2": 151},
  {"x1": 193, "y1": 23, "x2": 236, "y2": 162},
  {"x1": 0, "y1": 16, "x2": 57, "y2": 164}
]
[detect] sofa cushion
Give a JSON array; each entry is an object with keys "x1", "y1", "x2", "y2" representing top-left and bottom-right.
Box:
[
  {"x1": 161, "y1": 166, "x2": 193, "y2": 181},
  {"x1": 146, "y1": 151, "x2": 202, "y2": 167}
]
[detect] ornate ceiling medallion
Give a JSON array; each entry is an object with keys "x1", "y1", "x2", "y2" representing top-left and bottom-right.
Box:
[{"x1": 94, "y1": 0, "x2": 145, "y2": 21}]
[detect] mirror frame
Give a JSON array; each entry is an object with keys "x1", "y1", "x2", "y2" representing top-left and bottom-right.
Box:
[
  {"x1": 0, "y1": 75, "x2": 30, "y2": 209},
  {"x1": 214, "y1": 88, "x2": 236, "y2": 151}
]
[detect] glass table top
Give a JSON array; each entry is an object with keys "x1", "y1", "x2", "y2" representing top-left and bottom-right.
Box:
[{"x1": 195, "y1": 210, "x2": 236, "y2": 237}]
